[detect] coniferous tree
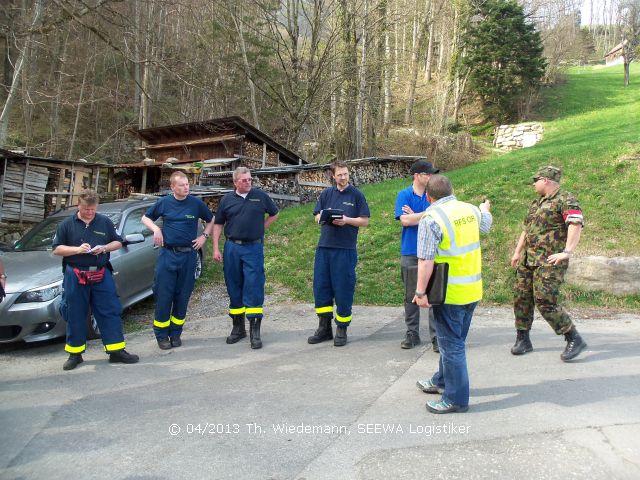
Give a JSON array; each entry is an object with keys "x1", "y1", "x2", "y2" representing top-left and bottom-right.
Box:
[{"x1": 461, "y1": 0, "x2": 546, "y2": 122}]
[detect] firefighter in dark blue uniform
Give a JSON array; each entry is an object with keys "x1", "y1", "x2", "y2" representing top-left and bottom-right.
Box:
[
  {"x1": 53, "y1": 189, "x2": 139, "y2": 371},
  {"x1": 142, "y1": 171, "x2": 214, "y2": 350},
  {"x1": 213, "y1": 167, "x2": 279, "y2": 349},
  {"x1": 308, "y1": 161, "x2": 370, "y2": 347}
]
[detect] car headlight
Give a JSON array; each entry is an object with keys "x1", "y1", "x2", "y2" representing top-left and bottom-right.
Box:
[{"x1": 15, "y1": 281, "x2": 63, "y2": 303}]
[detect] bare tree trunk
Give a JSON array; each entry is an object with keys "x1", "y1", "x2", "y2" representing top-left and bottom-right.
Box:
[
  {"x1": 0, "y1": 0, "x2": 44, "y2": 146},
  {"x1": 50, "y1": 27, "x2": 71, "y2": 156},
  {"x1": 230, "y1": 4, "x2": 260, "y2": 129},
  {"x1": 68, "y1": 55, "x2": 90, "y2": 160},
  {"x1": 423, "y1": 0, "x2": 435, "y2": 81},
  {"x1": 404, "y1": 0, "x2": 431, "y2": 124},
  {"x1": 383, "y1": 2, "x2": 392, "y2": 135},
  {"x1": 356, "y1": 0, "x2": 369, "y2": 158}
]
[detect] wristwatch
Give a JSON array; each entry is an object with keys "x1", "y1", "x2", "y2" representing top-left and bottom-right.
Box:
[
  {"x1": 0, "y1": 274, "x2": 6, "y2": 280},
  {"x1": 414, "y1": 291, "x2": 426, "y2": 298},
  {"x1": 202, "y1": 232, "x2": 210, "y2": 239}
]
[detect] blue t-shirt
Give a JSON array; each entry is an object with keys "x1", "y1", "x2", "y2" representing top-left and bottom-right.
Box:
[
  {"x1": 214, "y1": 188, "x2": 279, "y2": 241},
  {"x1": 52, "y1": 213, "x2": 123, "y2": 268},
  {"x1": 145, "y1": 194, "x2": 213, "y2": 247},
  {"x1": 314, "y1": 185, "x2": 370, "y2": 250},
  {"x1": 395, "y1": 185, "x2": 430, "y2": 256}
]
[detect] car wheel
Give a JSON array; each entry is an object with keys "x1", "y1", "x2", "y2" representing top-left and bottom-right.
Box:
[
  {"x1": 194, "y1": 251, "x2": 203, "y2": 279},
  {"x1": 86, "y1": 311, "x2": 101, "y2": 340}
]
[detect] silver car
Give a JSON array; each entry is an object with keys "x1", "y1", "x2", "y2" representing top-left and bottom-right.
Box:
[{"x1": 0, "y1": 199, "x2": 204, "y2": 343}]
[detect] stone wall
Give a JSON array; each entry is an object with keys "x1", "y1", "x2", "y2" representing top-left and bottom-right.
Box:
[
  {"x1": 566, "y1": 256, "x2": 640, "y2": 295},
  {"x1": 494, "y1": 123, "x2": 544, "y2": 151}
]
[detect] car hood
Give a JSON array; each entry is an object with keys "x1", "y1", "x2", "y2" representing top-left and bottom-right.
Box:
[{"x1": 1, "y1": 251, "x2": 62, "y2": 294}]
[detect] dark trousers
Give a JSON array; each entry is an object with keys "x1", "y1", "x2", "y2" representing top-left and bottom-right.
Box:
[
  {"x1": 60, "y1": 266, "x2": 125, "y2": 353},
  {"x1": 313, "y1": 247, "x2": 357, "y2": 326},
  {"x1": 223, "y1": 241, "x2": 265, "y2": 319},
  {"x1": 153, "y1": 248, "x2": 197, "y2": 339},
  {"x1": 401, "y1": 255, "x2": 436, "y2": 341},
  {"x1": 430, "y1": 301, "x2": 478, "y2": 407}
]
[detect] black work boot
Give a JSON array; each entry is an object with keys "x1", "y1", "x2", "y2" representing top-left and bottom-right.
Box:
[
  {"x1": 157, "y1": 337, "x2": 172, "y2": 350},
  {"x1": 401, "y1": 331, "x2": 421, "y2": 349},
  {"x1": 109, "y1": 349, "x2": 140, "y2": 364},
  {"x1": 432, "y1": 337, "x2": 440, "y2": 353},
  {"x1": 170, "y1": 336, "x2": 182, "y2": 348},
  {"x1": 249, "y1": 317, "x2": 262, "y2": 349},
  {"x1": 63, "y1": 353, "x2": 84, "y2": 371},
  {"x1": 561, "y1": 326, "x2": 587, "y2": 362},
  {"x1": 334, "y1": 325, "x2": 348, "y2": 347},
  {"x1": 226, "y1": 314, "x2": 247, "y2": 344},
  {"x1": 511, "y1": 330, "x2": 533, "y2": 355},
  {"x1": 308, "y1": 316, "x2": 333, "y2": 344}
]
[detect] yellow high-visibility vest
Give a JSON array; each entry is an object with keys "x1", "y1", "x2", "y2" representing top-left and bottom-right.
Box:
[{"x1": 424, "y1": 200, "x2": 483, "y2": 305}]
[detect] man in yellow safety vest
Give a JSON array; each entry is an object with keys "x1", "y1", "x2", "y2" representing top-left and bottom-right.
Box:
[{"x1": 413, "y1": 175, "x2": 492, "y2": 414}]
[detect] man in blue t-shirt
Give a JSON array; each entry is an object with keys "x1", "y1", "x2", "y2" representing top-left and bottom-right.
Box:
[
  {"x1": 308, "y1": 161, "x2": 370, "y2": 347},
  {"x1": 213, "y1": 167, "x2": 279, "y2": 350},
  {"x1": 53, "y1": 189, "x2": 139, "y2": 371},
  {"x1": 142, "y1": 171, "x2": 214, "y2": 350},
  {"x1": 395, "y1": 160, "x2": 439, "y2": 351}
]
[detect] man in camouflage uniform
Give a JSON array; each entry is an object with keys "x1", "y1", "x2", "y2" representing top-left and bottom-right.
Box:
[{"x1": 510, "y1": 166, "x2": 587, "y2": 362}]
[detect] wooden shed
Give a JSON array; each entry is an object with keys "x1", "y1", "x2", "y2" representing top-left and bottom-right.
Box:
[
  {"x1": 124, "y1": 116, "x2": 304, "y2": 194},
  {"x1": 0, "y1": 149, "x2": 112, "y2": 223}
]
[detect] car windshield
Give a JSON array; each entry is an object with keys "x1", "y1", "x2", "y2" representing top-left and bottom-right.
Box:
[{"x1": 10, "y1": 212, "x2": 121, "y2": 251}]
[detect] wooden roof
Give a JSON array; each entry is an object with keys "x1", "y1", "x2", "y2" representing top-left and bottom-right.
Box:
[{"x1": 130, "y1": 116, "x2": 303, "y2": 165}]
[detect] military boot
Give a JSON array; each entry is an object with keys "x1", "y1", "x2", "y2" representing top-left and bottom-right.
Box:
[
  {"x1": 307, "y1": 316, "x2": 333, "y2": 344},
  {"x1": 561, "y1": 326, "x2": 587, "y2": 362},
  {"x1": 63, "y1": 353, "x2": 84, "y2": 371},
  {"x1": 510, "y1": 330, "x2": 533, "y2": 355},
  {"x1": 226, "y1": 314, "x2": 247, "y2": 344},
  {"x1": 249, "y1": 317, "x2": 262, "y2": 349},
  {"x1": 334, "y1": 325, "x2": 348, "y2": 347}
]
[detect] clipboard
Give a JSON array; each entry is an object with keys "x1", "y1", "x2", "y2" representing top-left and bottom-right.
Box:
[
  {"x1": 424, "y1": 262, "x2": 449, "y2": 305},
  {"x1": 319, "y1": 209, "x2": 344, "y2": 225}
]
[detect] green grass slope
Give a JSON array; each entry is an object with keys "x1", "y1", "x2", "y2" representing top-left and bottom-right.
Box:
[{"x1": 261, "y1": 64, "x2": 640, "y2": 310}]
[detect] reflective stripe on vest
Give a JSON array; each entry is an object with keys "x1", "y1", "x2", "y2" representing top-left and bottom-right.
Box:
[{"x1": 425, "y1": 201, "x2": 483, "y2": 304}]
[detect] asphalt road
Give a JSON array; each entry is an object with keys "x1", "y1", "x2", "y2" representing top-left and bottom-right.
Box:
[{"x1": 1, "y1": 304, "x2": 639, "y2": 480}]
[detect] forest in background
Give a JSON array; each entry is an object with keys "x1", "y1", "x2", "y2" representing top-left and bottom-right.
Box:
[{"x1": 0, "y1": 0, "x2": 637, "y2": 165}]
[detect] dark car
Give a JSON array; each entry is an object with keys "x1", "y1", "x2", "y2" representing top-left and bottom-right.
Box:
[{"x1": 0, "y1": 198, "x2": 204, "y2": 343}]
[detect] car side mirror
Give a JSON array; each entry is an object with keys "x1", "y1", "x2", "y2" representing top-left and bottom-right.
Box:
[{"x1": 123, "y1": 233, "x2": 145, "y2": 245}]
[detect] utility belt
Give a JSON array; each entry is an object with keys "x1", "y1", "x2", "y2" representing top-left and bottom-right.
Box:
[
  {"x1": 72, "y1": 266, "x2": 106, "y2": 285},
  {"x1": 164, "y1": 246, "x2": 193, "y2": 253},
  {"x1": 229, "y1": 238, "x2": 262, "y2": 245}
]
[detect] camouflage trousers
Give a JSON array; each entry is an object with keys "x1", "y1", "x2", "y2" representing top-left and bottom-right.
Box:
[{"x1": 513, "y1": 263, "x2": 573, "y2": 335}]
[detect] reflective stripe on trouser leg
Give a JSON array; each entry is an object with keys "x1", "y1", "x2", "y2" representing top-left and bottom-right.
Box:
[
  {"x1": 62, "y1": 266, "x2": 89, "y2": 354},
  {"x1": 240, "y1": 243, "x2": 265, "y2": 319},
  {"x1": 88, "y1": 269, "x2": 125, "y2": 351},
  {"x1": 153, "y1": 249, "x2": 177, "y2": 339},
  {"x1": 223, "y1": 241, "x2": 246, "y2": 314},
  {"x1": 169, "y1": 250, "x2": 197, "y2": 337},
  {"x1": 331, "y1": 249, "x2": 357, "y2": 327},
  {"x1": 313, "y1": 247, "x2": 335, "y2": 316},
  {"x1": 315, "y1": 306, "x2": 333, "y2": 316},
  {"x1": 169, "y1": 315, "x2": 186, "y2": 338}
]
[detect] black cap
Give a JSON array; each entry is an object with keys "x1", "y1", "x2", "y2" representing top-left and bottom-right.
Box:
[{"x1": 410, "y1": 160, "x2": 439, "y2": 175}]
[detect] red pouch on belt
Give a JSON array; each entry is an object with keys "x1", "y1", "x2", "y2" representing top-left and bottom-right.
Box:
[{"x1": 73, "y1": 267, "x2": 105, "y2": 285}]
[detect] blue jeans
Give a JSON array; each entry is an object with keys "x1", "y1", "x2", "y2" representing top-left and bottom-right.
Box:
[{"x1": 430, "y1": 301, "x2": 478, "y2": 407}]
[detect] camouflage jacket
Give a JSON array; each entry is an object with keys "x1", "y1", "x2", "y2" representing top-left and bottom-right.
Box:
[{"x1": 523, "y1": 188, "x2": 583, "y2": 267}]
